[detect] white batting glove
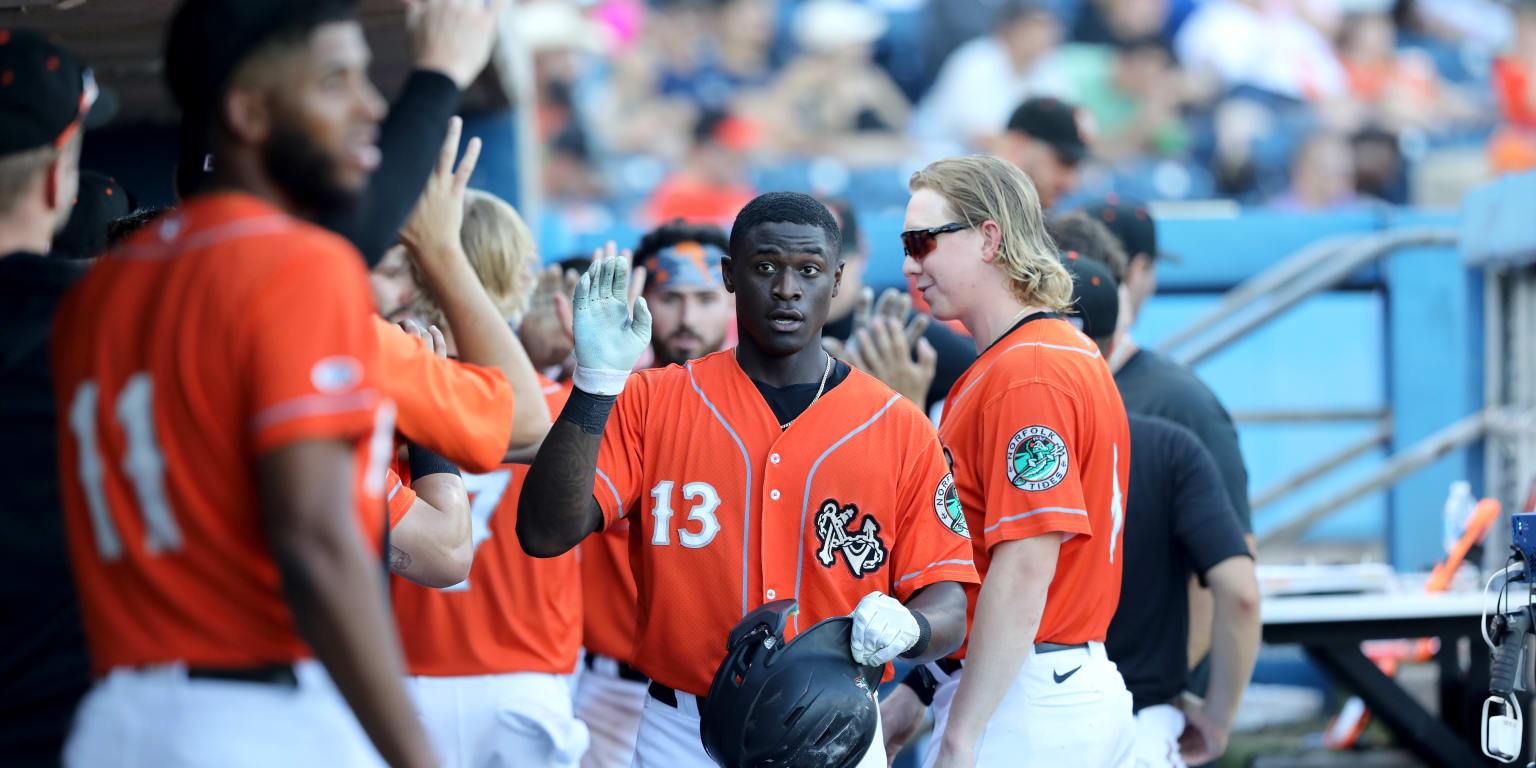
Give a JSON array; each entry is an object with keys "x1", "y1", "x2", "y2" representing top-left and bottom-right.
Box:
[
  {"x1": 571, "y1": 249, "x2": 651, "y2": 396},
  {"x1": 849, "y1": 591, "x2": 920, "y2": 666}
]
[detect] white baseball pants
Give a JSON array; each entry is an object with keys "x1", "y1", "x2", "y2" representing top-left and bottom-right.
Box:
[
  {"x1": 407, "y1": 671, "x2": 588, "y2": 768},
  {"x1": 628, "y1": 686, "x2": 887, "y2": 768},
  {"x1": 64, "y1": 660, "x2": 384, "y2": 767},
  {"x1": 573, "y1": 654, "x2": 649, "y2": 768},
  {"x1": 921, "y1": 642, "x2": 1134, "y2": 768}
]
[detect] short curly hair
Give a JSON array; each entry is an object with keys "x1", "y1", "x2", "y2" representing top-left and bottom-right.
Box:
[{"x1": 727, "y1": 191, "x2": 842, "y2": 261}]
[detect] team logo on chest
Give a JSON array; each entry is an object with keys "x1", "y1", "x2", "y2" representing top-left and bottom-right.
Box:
[
  {"x1": 1006, "y1": 425, "x2": 1070, "y2": 491},
  {"x1": 814, "y1": 499, "x2": 887, "y2": 577}
]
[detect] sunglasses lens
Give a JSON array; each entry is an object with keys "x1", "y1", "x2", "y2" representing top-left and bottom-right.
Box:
[{"x1": 901, "y1": 230, "x2": 936, "y2": 260}]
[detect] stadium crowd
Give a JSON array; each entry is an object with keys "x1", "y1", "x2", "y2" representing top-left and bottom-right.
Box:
[{"x1": 527, "y1": 0, "x2": 1535, "y2": 230}]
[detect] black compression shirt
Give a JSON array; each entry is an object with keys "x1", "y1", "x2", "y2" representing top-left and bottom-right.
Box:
[{"x1": 751, "y1": 358, "x2": 852, "y2": 427}]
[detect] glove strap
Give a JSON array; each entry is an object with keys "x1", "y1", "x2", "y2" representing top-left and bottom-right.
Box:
[
  {"x1": 899, "y1": 609, "x2": 932, "y2": 660},
  {"x1": 573, "y1": 365, "x2": 630, "y2": 397},
  {"x1": 560, "y1": 387, "x2": 618, "y2": 435}
]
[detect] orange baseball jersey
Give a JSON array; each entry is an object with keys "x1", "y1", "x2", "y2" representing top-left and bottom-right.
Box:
[
  {"x1": 593, "y1": 350, "x2": 979, "y2": 696},
  {"x1": 375, "y1": 316, "x2": 513, "y2": 473},
  {"x1": 579, "y1": 516, "x2": 638, "y2": 665},
  {"x1": 50, "y1": 193, "x2": 392, "y2": 674},
  {"x1": 939, "y1": 314, "x2": 1130, "y2": 648},
  {"x1": 392, "y1": 377, "x2": 581, "y2": 677}
]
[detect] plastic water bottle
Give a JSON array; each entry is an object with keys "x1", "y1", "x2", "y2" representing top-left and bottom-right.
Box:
[{"x1": 1442, "y1": 481, "x2": 1476, "y2": 556}]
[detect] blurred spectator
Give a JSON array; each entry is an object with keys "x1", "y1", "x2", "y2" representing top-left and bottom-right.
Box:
[
  {"x1": 1072, "y1": 0, "x2": 1171, "y2": 45},
  {"x1": 1337, "y1": 11, "x2": 1469, "y2": 132},
  {"x1": 1273, "y1": 131, "x2": 1358, "y2": 210},
  {"x1": 52, "y1": 171, "x2": 132, "y2": 260},
  {"x1": 757, "y1": 0, "x2": 911, "y2": 156},
  {"x1": 650, "y1": 0, "x2": 774, "y2": 111},
  {"x1": 1051, "y1": 37, "x2": 1190, "y2": 160},
  {"x1": 1398, "y1": 0, "x2": 1515, "y2": 51},
  {"x1": 643, "y1": 109, "x2": 759, "y2": 225},
  {"x1": 1491, "y1": 0, "x2": 1536, "y2": 172},
  {"x1": 1174, "y1": 0, "x2": 1347, "y2": 103},
  {"x1": 1350, "y1": 127, "x2": 1407, "y2": 204},
  {"x1": 915, "y1": 0, "x2": 1070, "y2": 147},
  {"x1": 997, "y1": 96, "x2": 1088, "y2": 209},
  {"x1": 543, "y1": 110, "x2": 605, "y2": 203},
  {"x1": 372, "y1": 244, "x2": 423, "y2": 323}
]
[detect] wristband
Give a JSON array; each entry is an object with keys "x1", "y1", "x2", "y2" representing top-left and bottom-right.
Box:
[
  {"x1": 900, "y1": 664, "x2": 939, "y2": 707},
  {"x1": 899, "y1": 608, "x2": 932, "y2": 660},
  {"x1": 560, "y1": 387, "x2": 618, "y2": 435},
  {"x1": 406, "y1": 442, "x2": 460, "y2": 481},
  {"x1": 572, "y1": 365, "x2": 630, "y2": 397}
]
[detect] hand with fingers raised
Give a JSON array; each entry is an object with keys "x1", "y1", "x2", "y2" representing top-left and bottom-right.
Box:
[
  {"x1": 571, "y1": 243, "x2": 652, "y2": 396},
  {"x1": 398, "y1": 115, "x2": 480, "y2": 287},
  {"x1": 826, "y1": 286, "x2": 937, "y2": 406}
]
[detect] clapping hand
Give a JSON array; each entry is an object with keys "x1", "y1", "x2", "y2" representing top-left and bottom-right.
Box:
[{"x1": 824, "y1": 287, "x2": 937, "y2": 406}]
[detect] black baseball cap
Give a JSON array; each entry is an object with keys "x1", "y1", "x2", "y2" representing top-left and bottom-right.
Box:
[
  {"x1": 1006, "y1": 97, "x2": 1087, "y2": 166},
  {"x1": 1080, "y1": 197, "x2": 1175, "y2": 263},
  {"x1": 0, "y1": 28, "x2": 97, "y2": 155},
  {"x1": 164, "y1": 0, "x2": 356, "y2": 194},
  {"x1": 53, "y1": 171, "x2": 133, "y2": 259},
  {"x1": 1060, "y1": 250, "x2": 1118, "y2": 341}
]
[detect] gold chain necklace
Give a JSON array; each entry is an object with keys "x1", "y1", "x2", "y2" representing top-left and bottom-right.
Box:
[{"x1": 780, "y1": 352, "x2": 834, "y2": 431}]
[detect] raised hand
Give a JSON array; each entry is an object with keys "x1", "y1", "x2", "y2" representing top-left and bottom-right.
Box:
[
  {"x1": 829, "y1": 286, "x2": 937, "y2": 406},
  {"x1": 520, "y1": 264, "x2": 579, "y2": 369},
  {"x1": 571, "y1": 242, "x2": 651, "y2": 395},
  {"x1": 398, "y1": 116, "x2": 480, "y2": 282},
  {"x1": 405, "y1": 0, "x2": 509, "y2": 90}
]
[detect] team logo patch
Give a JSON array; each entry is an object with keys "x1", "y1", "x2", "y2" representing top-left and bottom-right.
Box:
[
  {"x1": 815, "y1": 499, "x2": 887, "y2": 578},
  {"x1": 310, "y1": 355, "x2": 363, "y2": 394},
  {"x1": 1005, "y1": 426, "x2": 1069, "y2": 491},
  {"x1": 853, "y1": 675, "x2": 876, "y2": 703},
  {"x1": 933, "y1": 474, "x2": 969, "y2": 539}
]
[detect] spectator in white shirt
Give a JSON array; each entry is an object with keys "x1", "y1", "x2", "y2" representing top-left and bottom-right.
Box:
[
  {"x1": 914, "y1": 0, "x2": 1071, "y2": 147},
  {"x1": 1173, "y1": 0, "x2": 1347, "y2": 101}
]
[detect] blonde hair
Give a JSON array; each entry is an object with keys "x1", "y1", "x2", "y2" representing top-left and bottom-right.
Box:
[
  {"x1": 412, "y1": 189, "x2": 539, "y2": 327},
  {"x1": 908, "y1": 154, "x2": 1073, "y2": 312}
]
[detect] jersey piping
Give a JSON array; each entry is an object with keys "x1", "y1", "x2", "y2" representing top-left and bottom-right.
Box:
[
  {"x1": 685, "y1": 360, "x2": 754, "y2": 618},
  {"x1": 791, "y1": 392, "x2": 902, "y2": 633},
  {"x1": 896, "y1": 557, "x2": 976, "y2": 587}
]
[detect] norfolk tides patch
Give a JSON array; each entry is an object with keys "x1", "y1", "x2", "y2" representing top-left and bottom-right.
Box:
[
  {"x1": 1006, "y1": 426, "x2": 1069, "y2": 491},
  {"x1": 933, "y1": 474, "x2": 969, "y2": 539}
]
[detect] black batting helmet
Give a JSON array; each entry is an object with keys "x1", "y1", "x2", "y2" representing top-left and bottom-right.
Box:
[{"x1": 700, "y1": 599, "x2": 883, "y2": 768}]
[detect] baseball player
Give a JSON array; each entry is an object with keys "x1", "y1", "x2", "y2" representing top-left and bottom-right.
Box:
[
  {"x1": 388, "y1": 184, "x2": 591, "y2": 767},
  {"x1": 517, "y1": 191, "x2": 979, "y2": 768},
  {"x1": 574, "y1": 220, "x2": 736, "y2": 768},
  {"x1": 900, "y1": 155, "x2": 1134, "y2": 768},
  {"x1": 51, "y1": 0, "x2": 434, "y2": 765}
]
